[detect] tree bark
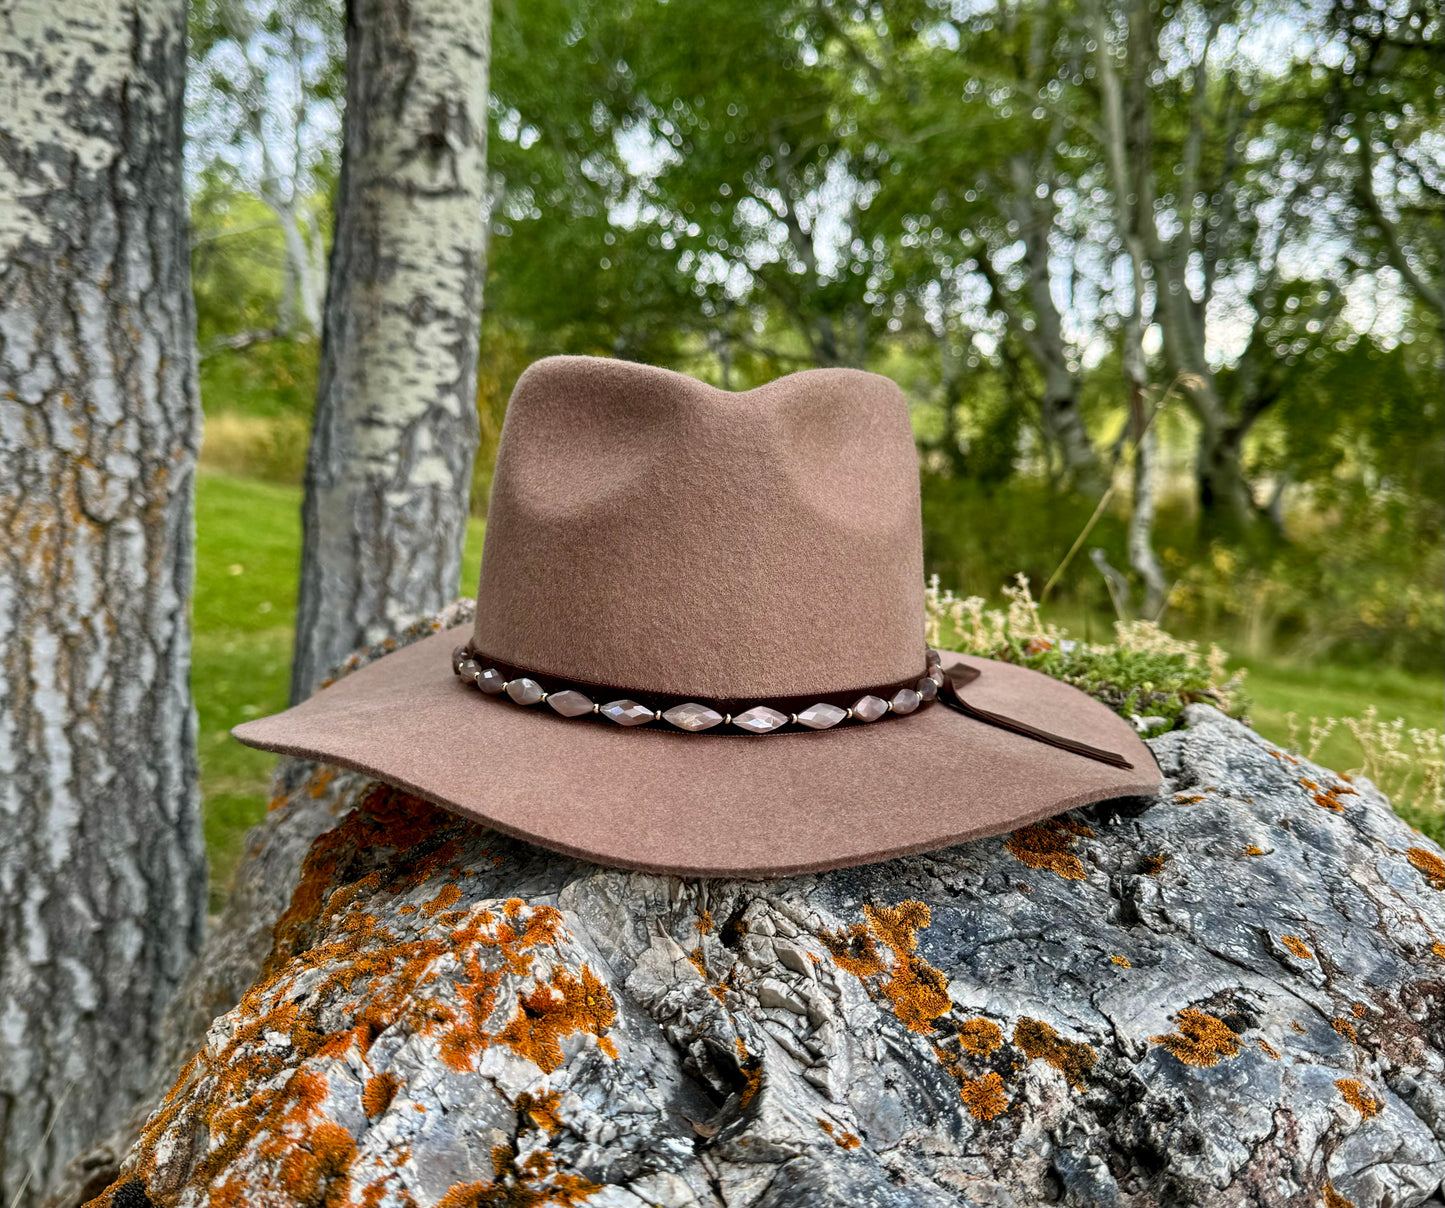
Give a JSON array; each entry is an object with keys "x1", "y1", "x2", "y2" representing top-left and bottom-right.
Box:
[
  {"x1": 290, "y1": 0, "x2": 492, "y2": 704},
  {"x1": 0, "y1": 4, "x2": 206, "y2": 1204}
]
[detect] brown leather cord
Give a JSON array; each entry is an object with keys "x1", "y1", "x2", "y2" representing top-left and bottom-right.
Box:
[{"x1": 940, "y1": 666, "x2": 1135, "y2": 770}]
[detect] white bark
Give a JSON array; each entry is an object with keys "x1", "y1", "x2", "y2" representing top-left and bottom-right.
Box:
[
  {"x1": 290, "y1": 0, "x2": 492, "y2": 703},
  {"x1": 0, "y1": 3, "x2": 206, "y2": 1204}
]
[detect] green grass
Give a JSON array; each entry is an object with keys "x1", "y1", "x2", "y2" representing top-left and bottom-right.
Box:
[{"x1": 193, "y1": 471, "x2": 485, "y2": 906}]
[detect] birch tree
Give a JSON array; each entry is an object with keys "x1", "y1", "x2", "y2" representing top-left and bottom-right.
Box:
[
  {"x1": 290, "y1": 0, "x2": 492, "y2": 702},
  {"x1": 0, "y1": 3, "x2": 206, "y2": 1203}
]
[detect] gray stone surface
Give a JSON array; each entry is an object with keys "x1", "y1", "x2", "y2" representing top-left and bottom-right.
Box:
[{"x1": 83, "y1": 697, "x2": 1445, "y2": 1207}]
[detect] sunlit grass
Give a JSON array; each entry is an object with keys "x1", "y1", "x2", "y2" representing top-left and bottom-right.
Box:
[{"x1": 192, "y1": 471, "x2": 484, "y2": 907}]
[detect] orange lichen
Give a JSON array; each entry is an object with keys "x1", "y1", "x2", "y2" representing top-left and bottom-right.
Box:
[
  {"x1": 496, "y1": 965, "x2": 617, "y2": 1073},
  {"x1": 1174, "y1": 793, "x2": 1205, "y2": 805},
  {"x1": 957, "y1": 1017, "x2": 1004, "y2": 1056},
  {"x1": 696, "y1": 910, "x2": 715, "y2": 934},
  {"x1": 1352, "y1": 1002, "x2": 1366, "y2": 1018},
  {"x1": 1110, "y1": 955, "x2": 1131, "y2": 968},
  {"x1": 1013, "y1": 1018, "x2": 1096, "y2": 1090},
  {"x1": 436, "y1": 1142, "x2": 599, "y2": 1207},
  {"x1": 735, "y1": 1039, "x2": 763, "y2": 1108},
  {"x1": 686, "y1": 947, "x2": 708, "y2": 979},
  {"x1": 516, "y1": 1089, "x2": 564, "y2": 1136},
  {"x1": 277, "y1": 1120, "x2": 356, "y2": 1207},
  {"x1": 422, "y1": 883, "x2": 463, "y2": 917},
  {"x1": 1334, "y1": 1078, "x2": 1381, "y2": 1119},
  {"x1": 820, "y1": 900, "x2": 952, "y2": 1034},
  {"x1": 817, "y1": 1118, "x2": 862, "y2": 1149},
  {"x1": 958, "y1": 1071, "x2": 1010, "y2": 1120},
  {"x1": 1332, "y1": 1017, "x2": 1358, "y2": 1043},
  {"x1": 1150, "y1": 1009, "x2": 1242, "y2": 1067},
  {"x1": 1257, "y1": 1038, "x2": 1281, "y2": 1060},
  {"x1": 1281, "y1": 935, "x2": 1314, "y2": 960},
  {"x1": 1407, "y1": 847, "x2": 1445, "y2": 889},
  {"x1": 1292, "y1": 1021, "x2": 1308, "y2": 1033},
  {"x1": 83, "y1": 787, "x2": 627, "y2": 1206},
  {"x1": 1244, "y1": 845, "x2": 1265, "y2": 856},
  {"x1": 362, "y1": 1072, "x2": 400, "y2": 1119},
  {"x1": 1323, "y1": 1182, "x2": 1355, "y2": 1208},
  {"x1": 1004, "y1": 819, "x2": 1089, "y2": 880},
  {"x1": 1301, "y1": 776, "x2": 1357, "y2": 813},
  {"x1": 1432, "y1": 942, "x2": 1445, "y2": 959},
  {"x1": 1139, "y1": 852, "x2": 1170, "y2": 875}
]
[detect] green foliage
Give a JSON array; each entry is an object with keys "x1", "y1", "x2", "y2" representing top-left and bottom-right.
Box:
[{"x1": 926, "y1": 576, "x2": 1241, "y2": 736}]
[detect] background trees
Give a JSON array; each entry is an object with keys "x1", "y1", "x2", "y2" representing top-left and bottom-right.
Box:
[{"x1": 0, "y1": 3, "x2": 206, "y2": 1203}]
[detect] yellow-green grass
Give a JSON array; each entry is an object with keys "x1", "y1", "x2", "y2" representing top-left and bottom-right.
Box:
[
  {"x1": 193, "y1": 471, "x2": 484, "y2": 906},
  {"x1": 193, "y1": 470, "x2": 1442, "y2": 907}
]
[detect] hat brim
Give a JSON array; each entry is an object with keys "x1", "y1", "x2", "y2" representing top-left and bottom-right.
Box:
[{"x1": 233, "y1": 626, "x2": 1161, "y2": 877}]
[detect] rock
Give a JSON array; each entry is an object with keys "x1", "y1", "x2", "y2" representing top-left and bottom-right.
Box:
[{"x1": 85, "y1": 684, "x2": 1445, "y2": 1205}]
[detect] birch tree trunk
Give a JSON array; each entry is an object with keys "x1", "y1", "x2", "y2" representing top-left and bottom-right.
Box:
[
  {"x1": 289, "y1": 0, "x2": 492, "y2": 703},
  {"x1": 0, "y1": 4, "x2": 206, "y2": 1203}
]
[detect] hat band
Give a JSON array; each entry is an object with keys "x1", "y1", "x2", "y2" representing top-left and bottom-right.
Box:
[{"x1": 451, "y1": 645, "x2": 1133, "y2": 769}]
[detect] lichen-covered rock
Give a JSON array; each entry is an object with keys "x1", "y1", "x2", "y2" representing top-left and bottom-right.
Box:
[{"x1": 89, "y1": 706, "x2": 1445, "y2": 1208}]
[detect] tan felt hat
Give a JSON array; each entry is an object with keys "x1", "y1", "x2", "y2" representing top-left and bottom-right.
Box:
[{"x1": 234, "y1": 356, "x2": 1160, "y2": 876}]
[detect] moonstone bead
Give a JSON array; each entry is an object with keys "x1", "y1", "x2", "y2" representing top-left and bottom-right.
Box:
[
  {"x1": 890, "y1": 687, "x2": 922, "y2": 715},
  {"x1": 547, "y1": 689, "x2": 594, "y2": 717},
  {"x1": 916, "y1": 676, "x2": 938, "y2": 702},
  {"x1": 456, "y1": 657, "x2": 480, "y2": 682},
  {"x1": 927, "y1": 665, "x2": 946, "y2": 687},
  {"x1": 506, "y1": 677, "x2": 545, "y2": 705},
  {"x1": 663, "y1": 702, "x2": 724, "y2": 731},
  {"x1": 601, "y1": 700, "x2": 655, "y2": 726},
  {"x1": 796, "y1": 702, "x2": 847, "y2": 730},
  {"x1": 851, "y1": 695, "x2": 887, "y2": 723},
  {"x1": 733, "y1": 706, "x2": 788, "y2": 733},
  {"x1": 477, "y1": 667, "x2": 507, "y2": 695}
]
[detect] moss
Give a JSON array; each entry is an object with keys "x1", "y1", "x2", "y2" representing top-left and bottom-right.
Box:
[
  {"x1": 1013, "y1": 1018, "x2": 1096, "y2": 1090},
  {"x1": 1334, "y1": 1078, "x2": 1382, "y2": 1119},
  {"x1": 1004, "y1": 819, "x2": 1089, "y2": 880},
  {"x1": 957, "y1": 1071, "x2": 1010, "y2": 1121},
  {"x1": 1407, "y1": 846, "x2": 1445, "y2": 890},
  {"x1": 1149, "y1": 1008, "x2": 1242, "y2": 1067},
  {"x1": 1281, "y1": 935, "x2": 1315, "y2": 960}
]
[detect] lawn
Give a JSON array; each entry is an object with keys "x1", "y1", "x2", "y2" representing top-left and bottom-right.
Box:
[
  {"x1": 192, "y1": 470, "x2": 1442, "y2": 907},
  {"x1": 193, "y1": 471, "x2": 485, "y2": 906}
]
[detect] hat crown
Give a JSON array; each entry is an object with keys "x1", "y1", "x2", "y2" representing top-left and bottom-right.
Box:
[{"x1": 472, "y1": 356, "x2": 924, "y2": 697}]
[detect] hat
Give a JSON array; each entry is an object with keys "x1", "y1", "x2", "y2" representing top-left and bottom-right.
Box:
[{"x1": 234, "y1": 356, "x2": 1159, "y2": 876}]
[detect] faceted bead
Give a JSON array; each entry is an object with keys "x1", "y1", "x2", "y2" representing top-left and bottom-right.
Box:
[
  {"x1": 547, "y1": 689, "x2": 594, "y2": 717},
  {"x1": 452, "y1": 646, "x2": 468, "y2": 671},
  {"x1": 733, "y1": 706, "x2": 789, "y2": 733},
  {"x1": 916, "y1": 676, "x2": 938, "y2": 702},
  {"x1": 890, "y1": 688, "x2": 922, "y2": 715},
  {"x1": 506, "y1": 677, "x2": 545, "y2": 705},
  {"x1": 663, "y1": 702, "x2": 724, "y2": 732},
  {"x1": 926, "y1": 649, "x2": 942, "y2": 667},
  {"x1": 796, "y1": 702, "x2": 847, "y2": 730},
  {"x1": 456, "y1": 656, "x2": 480, "y2": 682},
  {"x1": 477, "y1": 667, "x2": 507, "y2": 695},
  {"x1": 601, "y1": 699, "x2": 655, "y2": 726},
  {"x1": 851, "y1": 695, "x2": 887, "y2": 723},
  {"x1": 927, "y1": 665, "x2": 946, "y2": 687}
]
